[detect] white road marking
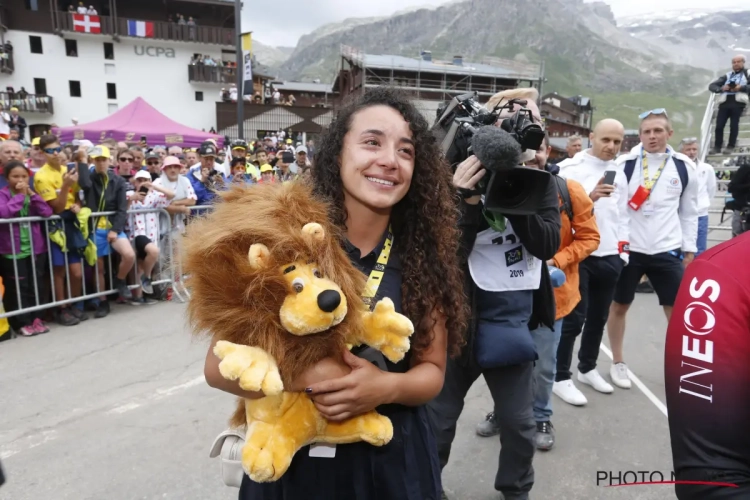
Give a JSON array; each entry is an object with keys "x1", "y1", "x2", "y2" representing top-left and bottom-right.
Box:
[
  {"x1": 0, "y1": 430, "x2": 57, "y2": 460},
  {"x1": 107, "y1": 375, "x2": 205, "y2": 415},
  {"x1": 3, "y1": 376, "x2": 206, "y2": 459},
  {"x1": 599, "y1": 343, "x2": 669, "y2": 418}
]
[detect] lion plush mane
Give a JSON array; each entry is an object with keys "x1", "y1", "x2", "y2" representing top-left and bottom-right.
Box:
[{"x1": 183, "y1": 182, "x2": 368, "y2": 395}]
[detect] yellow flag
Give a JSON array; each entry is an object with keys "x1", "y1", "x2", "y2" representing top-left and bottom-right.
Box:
[
  {"x1": 241, "y1": 32, "x2": 253, "y2": 96},
  {"x1": 241, "y1": 32, "x2": 252, "y2": 53}
]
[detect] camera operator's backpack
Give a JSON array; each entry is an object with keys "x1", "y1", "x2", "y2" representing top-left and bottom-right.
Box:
[{"x1": 553, "y1": 176, "x2": 574, "y2": 222}]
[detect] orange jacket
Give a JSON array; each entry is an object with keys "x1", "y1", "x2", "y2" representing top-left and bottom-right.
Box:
[{"x1": 552, "y1": 178, "x2": 600, "y2": 320}]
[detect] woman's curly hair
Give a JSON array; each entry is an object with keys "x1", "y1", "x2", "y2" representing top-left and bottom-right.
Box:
[{"x1": 312, "y1": 87, "x2": 469, "y2": 359}]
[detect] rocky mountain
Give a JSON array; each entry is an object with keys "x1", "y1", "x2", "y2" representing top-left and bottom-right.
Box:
[
  {"x1": 274, "y1": 0, "x2": 710, "y2": 95},
  {"x1": 252, "y1": 40, "x2": 295, "y2": 67},
  {"x1": 621, "y1": 9, "x2": 750, "y2": 74}
]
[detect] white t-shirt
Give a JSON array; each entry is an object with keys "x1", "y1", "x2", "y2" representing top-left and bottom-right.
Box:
[
  {"x1": 126, "y1": 190, "x2": 170, "y2": 241},
  {"x1": 0, "y1": 112, "x2": 10, "y2": 135},
  {"x1": 153, "y1": 175, "x2": 197, "y2": 234}
]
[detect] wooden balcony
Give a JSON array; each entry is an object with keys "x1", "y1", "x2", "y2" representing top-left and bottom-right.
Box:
[
  {"x1": 54, "y1": 12, "x2": 234, "y2": 46},
  {"x1": 0, "y1": 93, "x2": 54, "y2": 114},
  {"x1": 188, "y1": 65, "x2": 237, "y2": 84}
]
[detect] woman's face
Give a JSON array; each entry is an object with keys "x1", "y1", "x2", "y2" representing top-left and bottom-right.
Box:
[
  {"x1": 339, "y1": 105, "x2": 414, "y2": 213},
  {"x1": 118, "y1": 153, "x2": 135, "y2": 175},
  {"x1": 7, "y1": 166, "x2": 29, "y2": 188}
]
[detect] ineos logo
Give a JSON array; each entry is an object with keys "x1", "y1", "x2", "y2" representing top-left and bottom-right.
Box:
[{"x1": 683, "y1": 301, "x2": 716, "y2": 336}]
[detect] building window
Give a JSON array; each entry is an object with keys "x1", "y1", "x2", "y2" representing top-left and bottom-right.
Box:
[
  {"x1": 29, "y1": 36, "x2": 43, "y2": 54},
  {"x1": 104, "y1": 42, "x2": 114, "y2": 60},
  {"x1": 65, "y1": 39, "x2": 78, "y2": 57},
  {"x1": 195, "y1": 91, "x2": 204, "y2": 101},
  {"x1": 33, "y1": 78, "x2": 47, "y2": 95},
  {"x1": 24, "y1": 0, "x2": 40, "y2": 11},
  {"x1": 106, "y1": 83, "x2": 117, "y2": 100},
  {"x1": 69, "y1": 80, "x2": 82, "y2": 98}
]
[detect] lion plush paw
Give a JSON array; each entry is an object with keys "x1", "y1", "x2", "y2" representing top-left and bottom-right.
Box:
[
  {"x1": 361, "y1": 298, "x2": 415, "y2": 363},
  {"x1": 241, "y1": 423, "x2": 296, "y2": 483},
  {"x1": 213, "y1": 341, "x2": 284, "y2": 396}
]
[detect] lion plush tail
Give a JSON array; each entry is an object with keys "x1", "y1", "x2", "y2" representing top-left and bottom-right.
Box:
[{"x1": 231, "y1": 399, "x2": 247, "y2": 429}]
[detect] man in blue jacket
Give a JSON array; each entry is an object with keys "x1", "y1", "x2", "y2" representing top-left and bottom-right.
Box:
[{"x1": 188, "y1": 143, "x2": 221, "y2": 208}]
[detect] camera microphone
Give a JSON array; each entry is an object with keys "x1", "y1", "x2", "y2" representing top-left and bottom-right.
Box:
[{"x1": 471, "y1": 126, "x2": 522, "y2": 171}]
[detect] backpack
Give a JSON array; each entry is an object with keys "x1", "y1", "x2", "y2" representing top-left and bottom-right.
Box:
[
  {"x1": 553, "y1": 175, "x2": 574, "y2": 221},
  {"x1": 623, "y1": 157, "x2": 689, "y2": 196}
]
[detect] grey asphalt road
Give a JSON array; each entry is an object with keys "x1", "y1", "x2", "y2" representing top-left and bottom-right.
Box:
[{"x1": 0, "y1": 294, "x2": 675, "y2": 500}]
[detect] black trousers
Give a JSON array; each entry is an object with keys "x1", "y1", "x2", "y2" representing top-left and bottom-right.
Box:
[
  {"x1": 714, "y1": 104, "x2": 746, "y2": 149},
  {"x1": 427, "y1": 352, "x2": 535, "y2": 500},
  {"x1": 0, "y1": 254, "x2": 47, "y2": 331},
  {"x1": 556, "y1": 255, "x2": 623, "y2": 382}
]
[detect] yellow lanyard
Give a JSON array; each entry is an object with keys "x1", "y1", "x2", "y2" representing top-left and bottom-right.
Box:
[
  {"x1": 360, "y1": 226, "x2": 393, "y2": 309},
  {"x1": 641, "y1": 149, "x2": 670, "y2": 191}
]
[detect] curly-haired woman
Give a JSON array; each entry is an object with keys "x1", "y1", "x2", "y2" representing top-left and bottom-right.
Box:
[{"x1": 203, "y1": 87, "x2": 468, "y2": 499}]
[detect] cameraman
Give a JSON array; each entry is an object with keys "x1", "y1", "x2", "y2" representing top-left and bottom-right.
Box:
[
  {"x1": 188, "y1": 142, "x2": 222, "y2": 207},
  {"x1": 428, "y1": 88, "x2": 561, "y2": 500}
]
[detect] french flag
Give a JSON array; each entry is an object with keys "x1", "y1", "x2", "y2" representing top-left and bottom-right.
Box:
[{"x1": 127, "y1": 20, "x2": 154, "y2": 38}]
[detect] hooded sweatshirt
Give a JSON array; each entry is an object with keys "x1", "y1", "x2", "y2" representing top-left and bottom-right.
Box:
[{"x1": 558, "y1": 150, "x2": 631, "y2": 263}]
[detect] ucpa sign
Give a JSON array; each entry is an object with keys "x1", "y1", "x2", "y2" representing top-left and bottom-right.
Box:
[{"x1": 134, "y1": 46, "x2": 176, "y2": 58}]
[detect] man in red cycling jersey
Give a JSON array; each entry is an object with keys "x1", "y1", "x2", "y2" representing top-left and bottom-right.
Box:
[{"x1": 665, "y1": 231, "x2": 750, "y2": 499}]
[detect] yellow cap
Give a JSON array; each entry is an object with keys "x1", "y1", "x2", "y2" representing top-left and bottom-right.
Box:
[
  {"x1": 32, "y1": 137, "x2": 41, "y2": 146},
  {"x1": 90, "y1": 145, "x2": 111, "y2": 159},
  {"x1": 286, "y1": 138, "x2": 292, "y2": 144},
  {"x1": 260, "y1": 163, "x2": 273, "y2": 173},
  {"x1": 10, "y1": 107, "x2": 18, "y2": 112}
]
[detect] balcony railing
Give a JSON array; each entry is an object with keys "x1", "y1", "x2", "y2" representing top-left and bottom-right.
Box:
[
  {"x1": 0, "y1": 50, "x2": 13, "y2": 75},
  {"x1": 54, "y1": 12, "x2": 234, "y2": 46},
  {"x1": 188, "y1": 65, "x2": 237, "y2": 84},
  {"x1": 0, "y1": 93, "x2": 54, "y2": 114}
]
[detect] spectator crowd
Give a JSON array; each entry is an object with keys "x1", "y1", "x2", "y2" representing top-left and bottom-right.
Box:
[{"x1": 0, "y1": 130, "x2": 315, "y2": 341}]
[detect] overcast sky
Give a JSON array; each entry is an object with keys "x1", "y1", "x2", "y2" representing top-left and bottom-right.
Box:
[{"x1": 244, "y1": 0, "x2": 747, "y2": 47}]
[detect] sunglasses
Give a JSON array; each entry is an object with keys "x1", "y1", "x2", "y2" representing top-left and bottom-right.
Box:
[
  {"x1": 119, "y1": 157, "x2": 134, "y2": 162},
  {"x1": 147, "y1": 161, "x2": 160, "y2": 166},
  {"x1": 44, "y1": 147, "x2": 63, "y2": 154},
  {"x1": 639, "y1": 108, "x2": 668, "y2": 120}
]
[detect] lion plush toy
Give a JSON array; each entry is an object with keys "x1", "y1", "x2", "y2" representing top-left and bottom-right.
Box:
[{"x1": 183, "y1": 181, "x2": 414, "y2": 483}]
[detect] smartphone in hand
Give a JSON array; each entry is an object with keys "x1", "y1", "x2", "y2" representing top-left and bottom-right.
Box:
[{"x1": 603, "y1": 170, "x2": 617, "y2": 186}]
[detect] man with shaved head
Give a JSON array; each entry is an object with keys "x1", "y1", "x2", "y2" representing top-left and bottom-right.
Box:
[{"x1": 553, "y1": 118, "x2": 630, "y2": 406}]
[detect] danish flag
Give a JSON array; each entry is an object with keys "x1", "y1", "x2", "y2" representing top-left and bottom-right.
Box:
[{"x1": 72, "y1": 14, "x2": 101, "y2": 34}]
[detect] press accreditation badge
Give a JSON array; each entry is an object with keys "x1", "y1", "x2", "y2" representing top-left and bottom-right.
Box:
[{"x1": 468, "y1": 222, "x2": 542, "y2": 292}]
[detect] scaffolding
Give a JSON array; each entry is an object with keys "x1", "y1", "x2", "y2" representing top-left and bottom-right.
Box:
[{"x1": 337, "y1": 44, "x2": 544, "y2": 104}]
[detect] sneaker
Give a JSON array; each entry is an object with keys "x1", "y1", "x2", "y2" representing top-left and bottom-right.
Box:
[
  {"x1": 94, "y1": 300, "x2": 111, "y2": 319},
  {"x1": 476, "y1": 411, "x2": 500, "y2": 437},
  {"x1": 535, "y1": 421, "x2": 555, "y2": 451},
  {"x1": 553, "y1": 380, "x2": 588, "y2": 406},
  {"x1": 19, "y1": 325, "x2": 37, "y2": 337},
  {"x1": 709, "y1": 147, "x2": 721, "y2": 156},
  {"x1": 32, "y1": 318, "x2": 50, "y2": 334},
  {"x1": 56, "y1": 308, "x2": 80, "y2": 327},
  {"x1": 140, "y1": 274, "x2": 154, "y2": 295},
  {"x1": 115, "y1": 278, "x2": 133, "y2": 300},
  {"x1": 723, "y1": 146, "x2": 735, "y2": 156},
  {"x1": 70, "y1": 307, "x2": 89, "y2": 322},
  {"x1": 130, "y1": 296, "x2": 157, "y2": 306},
  {"x1": 610, "y1": 363, "x2": 632, "y2": 389},
  {"x1": 578, "y1": 369, "x2": 614, "y2": 394}
]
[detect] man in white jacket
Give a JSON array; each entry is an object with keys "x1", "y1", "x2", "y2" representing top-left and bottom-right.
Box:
[
  {"x1": 606, "y1": 109, "x2": 700, "y2": 389},
  {"x1": 679, "y1": 138, "x2": 717, "y2": 255},
  {"x1": 553, "y1": 119, "x2": 630, "y2": 406}
]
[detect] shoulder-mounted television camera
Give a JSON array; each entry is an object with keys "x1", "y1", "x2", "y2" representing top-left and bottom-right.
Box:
[{"x1": 433, "y1": 92, "x2": 552, "y2": 215}]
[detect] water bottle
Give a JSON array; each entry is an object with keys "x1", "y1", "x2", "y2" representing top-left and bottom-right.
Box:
[{"x1": 549, "y1": 265, "x2": 566, "y2": 288}]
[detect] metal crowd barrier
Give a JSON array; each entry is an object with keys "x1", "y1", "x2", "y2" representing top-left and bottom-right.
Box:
[{"x1": 0, "y1": 208, "x2": 175, "y2": 322}]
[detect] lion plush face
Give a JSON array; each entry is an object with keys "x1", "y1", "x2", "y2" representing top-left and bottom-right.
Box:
[{"x1": 249, "y1": 239, "x2": 349, "y2": 335}]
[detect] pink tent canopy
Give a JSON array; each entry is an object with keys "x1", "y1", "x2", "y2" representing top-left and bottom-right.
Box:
[{"x1": 53, "y1": 97, "x2": 223, "y2": 148}]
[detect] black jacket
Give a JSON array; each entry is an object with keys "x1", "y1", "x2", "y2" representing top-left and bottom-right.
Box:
[
  {"x1": 729, "y1": 164, "x2": 750, "y2": 207},
  {"x1": 457, "y1": 176, "x2": 562, "y2": 360},
  {"x1": 78, "y1": 167, "x2": 129, "y2": 234}
]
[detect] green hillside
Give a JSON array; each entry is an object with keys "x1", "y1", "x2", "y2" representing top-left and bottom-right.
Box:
[{"x1": 587, "y1": 91, "x2": 708, "y2": 141}]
